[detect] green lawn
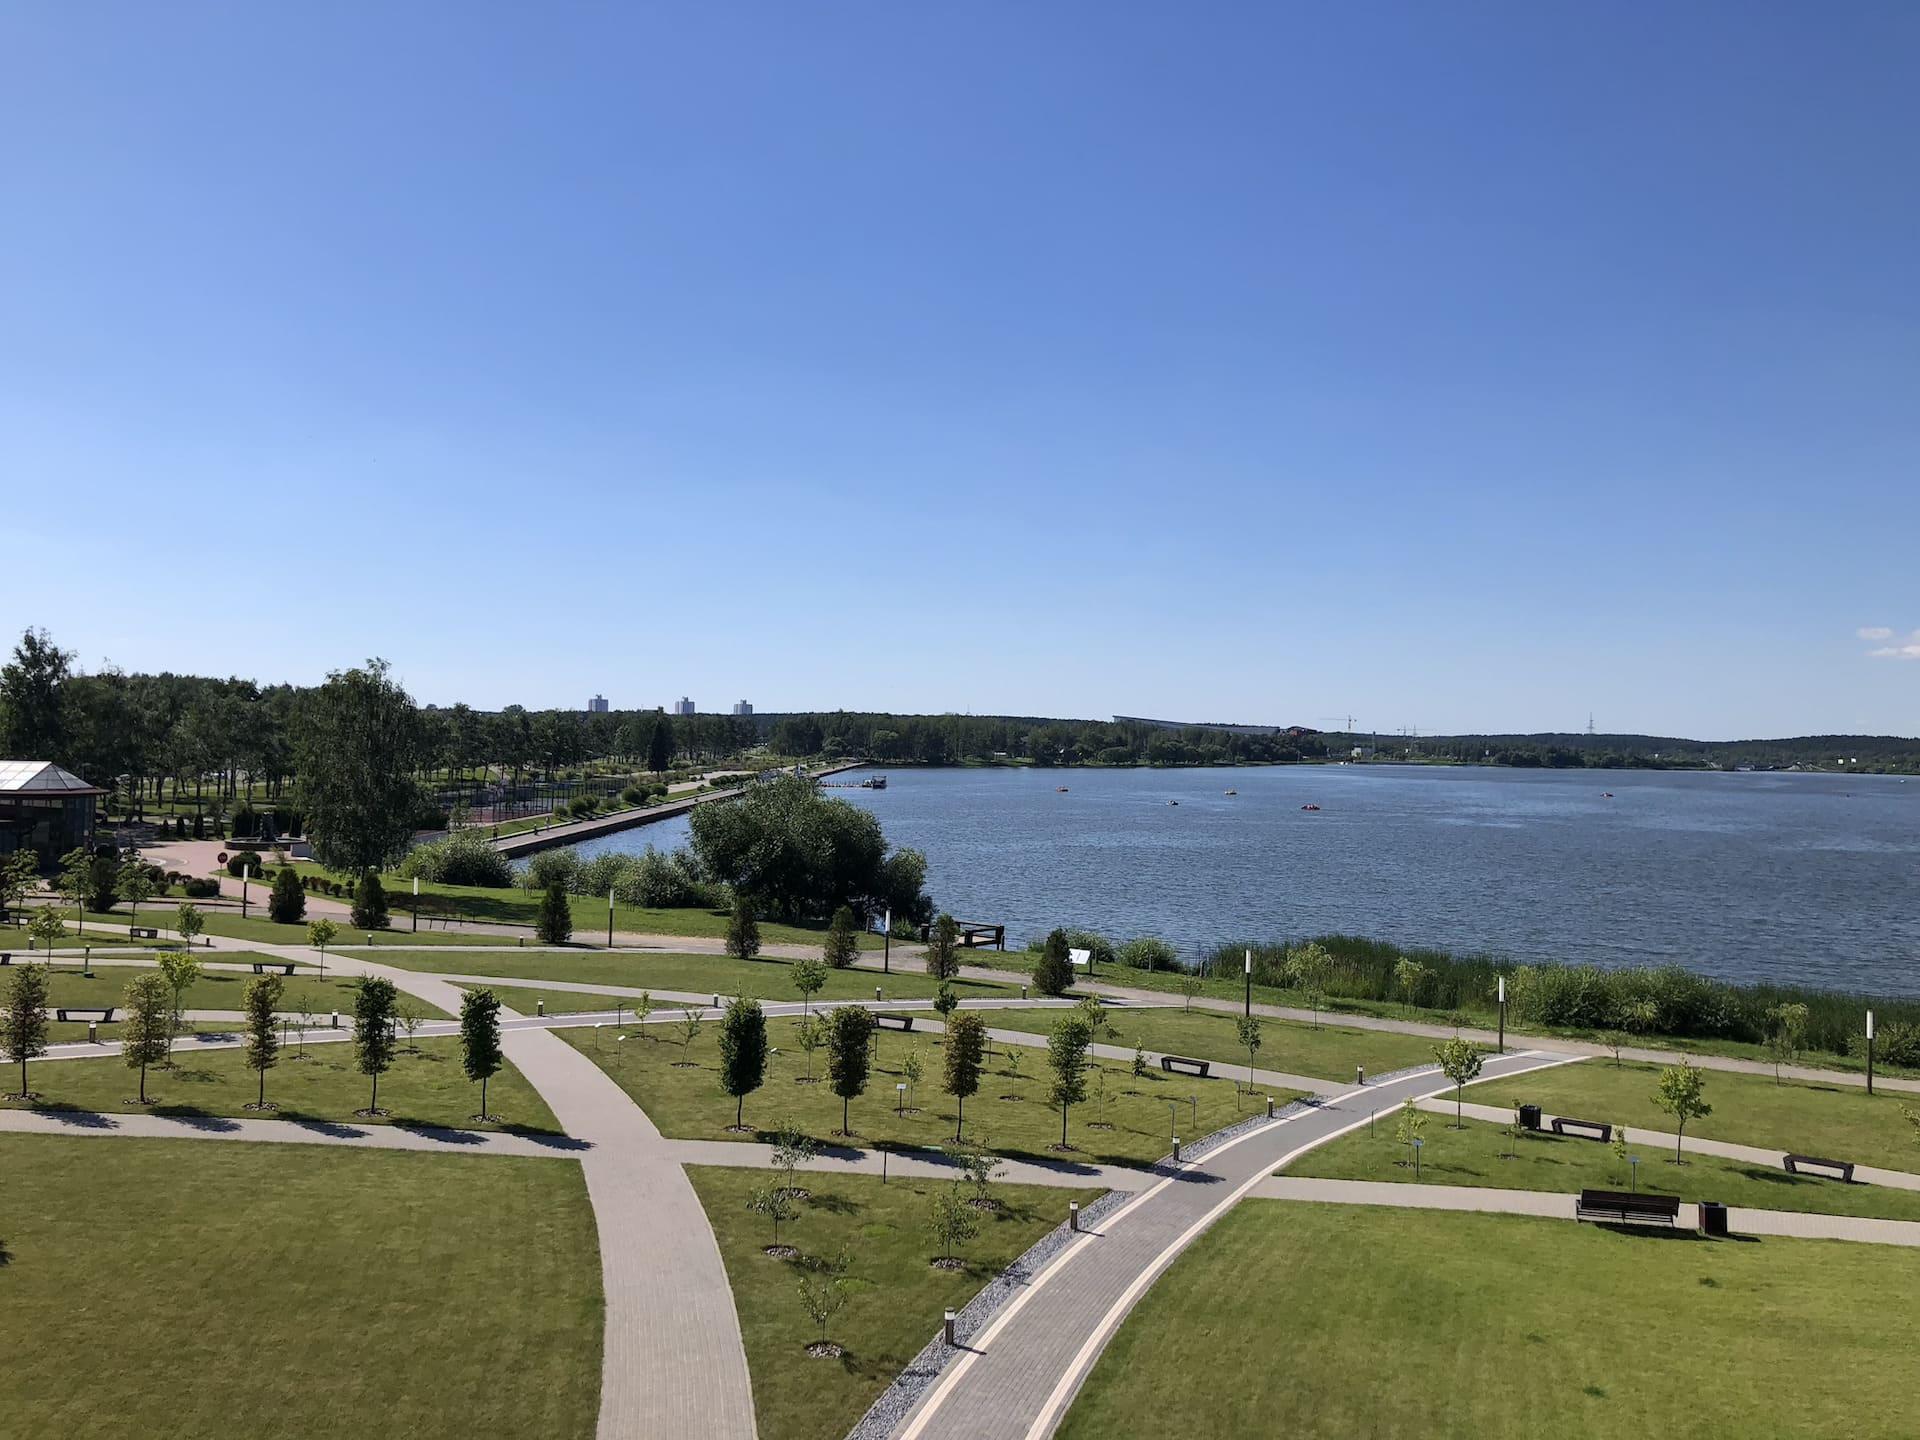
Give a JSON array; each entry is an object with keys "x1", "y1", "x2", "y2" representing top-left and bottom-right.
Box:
[
  {"x1": 559, "y1": 1013, "x2": 1280, "y2": 1165},
  {"x1": 0, "y1": 1133, "x2": 599, "y2": 1439},
  {"x1": 1290, "y1": 1113, "x2": 1920, "y2": 1222},
  {"x1": 4, "y1": 1035, "x2": 561, "y2": 1133},
  {"x1": 687, "y1": 1165, "x2": 1075, "y2": 1440},
  {"x1": 383, "y1": 948, "x2": 1012, "y2": 1003},
  {"x1": 29, "y1": 964, "x2": 419, "y2": 1042},
  {"x1": 1058, "y1": 1202, "x2": 1920, "y2": 1440},
  {"x1": 986, "y1": 1004, "x2": 1455, "y2": 1083},
  {"x1": 1498, "y1": 1059, "x2": 1920, "y2": 1174}
]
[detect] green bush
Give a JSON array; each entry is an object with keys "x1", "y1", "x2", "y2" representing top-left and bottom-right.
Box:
[
  {"x1": 1033, "y1": 928, "x2": 1074, "y2": 997},
  {"x1": 182, "y1": 877, "x2": 218, "y2": 899},
  {"x1": 536, "y1": 882, "x2": 572, "y2": 944},
  {"x1": 397, "y1": 830, "x2": 515, "y2": 888},
  {"x1": 268, "y1": 866, "x2": 306, "y2": 924},
  {"x1": 611, "y1": 848, "x2": 714, "y2": 909},
  {"x1": 619, "y1": 786, "x2": 643, "y2": 805},
  {"x1": 350, "y1": 869, "x2": 389, "y2": 930},
  {"x1": 1116, "y1": 936, "x2": 1177, "y2": 971},
  {"x1": 225, "y1": 851, "x2": 263, "y2": 878},
  {"x1": 520, "y1": 849, "x2": 581, "y2": 893}
]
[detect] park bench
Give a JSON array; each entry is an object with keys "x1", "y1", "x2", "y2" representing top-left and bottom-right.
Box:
[
  {"x1": 874, "y1": 1013, "x2": 914, "y2": 1031},
  {"x1": 1575, "y1": 1189, "x2": 1679, "y2": 1227},
  {"x1": 1551, "y1": 1116, "x2": 1612, "y2": 1143},
  {"x1": 1160, "y1": 1054, "x2": 1211, "y2": 1078},
  {"x1": 129, "y1": 926, "x2": 159, "y2": 940},
  {"x1": 251, "y1": 961, "x2": 298, "y2": 976},
  {"x1": 1784, "y1": 1153, "x2": 1855, "y2": 1183},
  {"x1": 56, "y1": 1007, "x2": 116, "y2": 1024}
]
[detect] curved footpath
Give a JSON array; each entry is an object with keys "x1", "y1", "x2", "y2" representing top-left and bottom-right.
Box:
[{"x1": 891, "y1": 1049, "x2": 1580, "y2": 1440}]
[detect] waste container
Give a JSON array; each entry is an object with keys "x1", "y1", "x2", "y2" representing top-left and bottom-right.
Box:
[
  {"x1": 1700, "y1": 1201, "x2": 1730, "y2": 1238},
  {"x1": 1518, "y1": 1104, "x2": 1542, "y2": 1132}
]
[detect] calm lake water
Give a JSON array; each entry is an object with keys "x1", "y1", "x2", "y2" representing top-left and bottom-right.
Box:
[{"x1": 579, "y1": 765, "x2": 1920, "y2": 996}]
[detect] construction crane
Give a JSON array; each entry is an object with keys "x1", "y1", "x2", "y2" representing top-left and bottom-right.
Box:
[{"x1": 1316, "y1": 715, "x2": 1358, "y2": 734}]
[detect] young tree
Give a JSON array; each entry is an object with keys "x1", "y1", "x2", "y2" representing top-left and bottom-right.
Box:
[
  {"x1": 943, "y1": 1012, "x2": 987, "y2": 1140},
  {"x1": 156, "y1": 948, "x2": 203, "y2": 1053},
  {"x1": 793, "y1": 1013, "x2": 825, "y2": 1080},
  {"x1": 461, "y1": 987, "x2": 504, "y2": 1120},
  {"x1": 928, "y1": 1184, "x2": 982, "y2": 1267},
  {"x1": 1599, "y1": 1028, "x2": 1629, "y2": 1067},
  {"x1": 306, "y1": 916, "x2": 337, "y2": 972},
  {"x1": 295, "y1": 658, "x2": 425, "y2": 875},
  {"x1": 1652, "y1": 1061, "x2": 1711, "y2": 1163},
  {"x1": 726, "y1": 896, "x2": 761, "y2": 961},
  {"x1": 1132, "y1": 1043, "x2": 1148, "y2": 1080},
  {"x1": 772, "y1": 1120, "x2": 818, "y2": 1197},
  {"x1": 825, "y1": 1005, "x2": 875, "y2": 1136},
  {"x1": 1609, "y1": 1119, "x2": 1630, "y2": 1181},
  {"x1": 268, "y1": 866, "x2": 306, "y2": 924},
  {"x1": 1046, "y1": 1013, "x2": 1094, "y2": 1149},
  {"x1": 2, "y1": 962, "x2": 51, "y2": 1098},
  {"x1": 1392, "y1": 956, "x2": 1427, "y2": 1005},
  {"x1": 26, "y1": 908, "x2": 64, "y2": 953},
  {"x1": 174, "y1": 901, "x2": 204, "y2": 948},
  {"x1": 1433, "y1": 1036, "x2": 1484, "y2": 1128},
  {"x1": 1764, "y1": 1002, "x2": 1810, "y2": 1084},
  {"x1": 1394, "y1": 1096, "x2": 1428, "y2": 1162},
  {"x1": 1236, "y1": 1014, "x2": 1264, "y2": 1090},
  {"x1": 1003, "y1": 1045, "x2": 1025, "y2": 1082},
  {"x1": 535, "y1": 881, "x2": 572, "y2": 944},
  {"x1": 719, "y1": 995, "x2": 769, "y2": 1130},
  {"x1": 925, "y1": 913, "x2": 961, "y2": 982},
  {"x1": 121, "y1": 971, "x2": 172, "y2": 1104},
  {"x1": 632, "y1": 989, "x2": 654, "y2": 1037},
  {"x1": 797, "y1": 1249, "x2": 850, "y2": 1350},
  {"x1": 822, "y1": 905, "x2": 858, "y2": 969},
  {"x1": 0, "y1": 849, "x2": 37, "y2": 924},
  {"x1": 353, "y1": 976, "x2": 399, "y2": 1114},
  {"x1": 791, "y1": 958, "x2": 827, "y2": 1016},
  {"x1": 1032, "y1": 928, "x2": 1074, "y2": 998},
  {"x1": 242, "y1": 973, "x2": 283, "y2": 1110},
  {"x1": 748, "y1": 1181, "x2": 799, "y2": 1248},
  {"x1": 1287, "y1": 942, "x2": 1336, "y2": 1027},
  {"x1": 117, "y1": 855, "x2": 155, "y2": 924},
  {"x1": 675, "y1": 1006, "x2": 705, "y2": 1054},
  {"x1": 351, "y1": 868, "x2": 390, "y2": 930},
  {"x1": 396, "y1": 996, "x2": 426, "y2": 1052},
  {"x1": 1177, "y1": 973, "x2": 1203, "y2": 1013},
  {"x1": 901, "y1": 1046, "x2": 924, "y2": 1110},
  {"x1": 931, "y1": 984, "x2": 959, "y2": 1028},
  {"x1": 1903, "y1": 1105, "x2": 1920, "y2": 1151}
]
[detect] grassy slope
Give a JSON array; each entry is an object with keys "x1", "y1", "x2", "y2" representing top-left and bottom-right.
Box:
[
  {"x1": 986, "y1": 1004, "x2": 1457, "y2": 1083},
  {"x1": 381, "y1": 948, "x2": 1009, "y2": 1002},
  {"x1": 1500, "y1": 1059, "x2": 1920, "y2": 1173},
  {"x1": 687, "y1": 1166, "x2": 1073, "y2": 1440},
  {"x1": 1290, "y1": 1113, "x2": 1920, "y2": 1221},
  {"x1": 28, "y1": 965, "x2": 431, "y2": 1042},
  {"x1": 0, "y1": 1134, "x2": 599, "y2": 1440},
  {"x1": 1059, "y1": 1202, "x2": 1920, "y2": 1440},
  {"x1": 5, "y1": 1035, "x2": 561, "y2": 1133},
  {"x1": 558, "y1": 1014, "x2": 1281, "y2": 1165}
]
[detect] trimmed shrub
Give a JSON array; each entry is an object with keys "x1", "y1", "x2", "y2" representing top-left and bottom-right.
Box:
[
  {"x1": 536, "y1": 882, "x2": 573, "y2": 944},
  {"x1": 182, "y1": 877, "x2": 218, "y2": 899},
  {"x1": 397, "y1": 829, "x2": 515, "y2": 888},
  {"x1": 520, "y1": 849, "x2": 581, "y2": 894},
  {"x1": 268, "y1": 866, "x2": 306, "y2": 924},
  {"x1": 350, "y1": 869, "x2": 390, "y2": 930}
]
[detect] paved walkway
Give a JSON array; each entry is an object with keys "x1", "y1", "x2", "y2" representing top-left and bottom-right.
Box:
[
  {"x1": 1247, "y1": 1175, "x2": 1920, "y2": 1247},
  {"x1": 891, "y1": 1049, "x2": 1581, "y2": 1440}
]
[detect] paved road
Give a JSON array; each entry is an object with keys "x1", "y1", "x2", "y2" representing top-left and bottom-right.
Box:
[{"x1": 891, "y1": 1049, "x2": 1581, "y2": 1440}]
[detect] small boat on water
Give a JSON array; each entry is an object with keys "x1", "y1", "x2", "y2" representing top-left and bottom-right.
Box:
[
  {"x1": 1224, "y1": 789, "x2": 1237, "y2": 796},
  {"x1": 1600, "y1": 792, "x2": 1614, "y2": 798},
  {"x1": 1168, "y1": 799, "x2": 1180, "y2": 806},
  {"x1": 1301, "y1": 803, "x2": 1321, "y2": 812},
  {"x1": 1056, "y1": 786, "x2": 1069, "y2": 793}
]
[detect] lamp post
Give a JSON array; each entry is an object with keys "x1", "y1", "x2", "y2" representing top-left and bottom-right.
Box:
[
  {"x1": 896, "y1": 1081, "x2": 906, "y2": 1117},
  {"x1": 883, "y1": 907, "x2": 891, "y2": 976},
  {"x1": 1497, "y1": 975, "x2": 1506, "y2": 1054},
  {"x1": 608, "y1": 891, "x2": 615, "y2": 948},
  {"x1": 1629, "y1": 1154, "x2": 1640, "y2": 1194},
  {"x1": 240, "y1": 866, "x2": 250, "y2": 919},
  {"x1": 1866, "y1": 1010, "x2": 1876, "y2": 1097},
  {"x1": 1244, "y1": 948, "x2": 1252, "y2": 1019},
  {"x1": 1412, "y1": 1136, "x2": 1423, "y2": 1180},
  {"x1": 412, "y1": 876, "x2": 420, "y2": 933}
]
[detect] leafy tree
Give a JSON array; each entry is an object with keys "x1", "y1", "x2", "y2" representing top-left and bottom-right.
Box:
[
  {"x1": 116, "y1": 855, "x2": 155, "y2": 923},
  {"x1": 461, "y1": 988, "x2": 504, "y2": 1119},
  {"x1": 676, "y1": 1006, "x2": 705, "y2": 1052},
  {"x1": 793, "y1": 1013, "x2": 824, "y2": 1080},
  {"x1": 902, "y1": 1046, "x2": 924, "y2": 1110},
  {"x1": 268, "y1": 866, "x2": 305, "y2": 925},
  {"x1": 726, "y1": 896, "x2": 761, "y2": 961},
  {"x1": 797, "y1": 1249, "x2": 851, "y2": 1348},
  {"x1": 353, "y1": 976, "x2": 399, "y2": 1113},
  {"x1": 1394, "y1": 1096, "x2": 1428, "y2": 1160},
  {"x1": 156, "y1": 949, "x2": 203, "y2": 1053},
  {"x1": 306, "y1": 917, "x2": 337, "y2": 969},
  {"x1": 1764, "y1": 1002, "x2": 1810, "y2": 1084},
  {"x1": 1652, "y1": 1061, "x2": 1712, "y2": 1163},
  {"x1": 1032, "y1": 928, "x2": 1074, "y2": 998},
  {"x1": 1177, "y1": 973, "x2": 1203, "y2": 1012},
  {"x1": 748, "y1": 1181, "x2": 799, "y2": 1247},
  {"x1": 1433, "y1": 1036, "x2": 1483, "y2": 1127},
  {"x1": 294, "y1": 658, "x2": 424, "y2": 875},
  {"x1": 351, "y1": 869, "x2": 391, "y2": 931},
  {"x1": 947, "y1": 1140, "x2": 1005, "y2": 1207},
  {"x1": 59, "y1": 846, "x2": 117, "y2": 921},
  {"x1": 791, "y1": 958, "x2": 827, "y2": 1015},
  {"x1": 1002, "y1": 1045, "x2": 1025, "y2": 1082},
  {"x1": 396, "y1": 996, "x2": 426, "y2": 1052},
  {"x1": 242, "y1": 973, "x2": 283, "y2": 1109},
  {"x1": 646, "y1": 715, "x2": 673, "y2": 774},
  {"x1": 174, "y1": 901, "x2": 204, "y2": 947},
  {"x1": 925, "y1": 913, "x2": 961, "y2": 982},
  {"x1": 928, "y1": 1184, "x2": 981, "y2": 1267},
  {"x1": 821, "y1": 906, "x2": 857, "y2": 969},
  {"x1": 1902, "y1": 1105, "x2": 1920, "y2": 1151},
  {"x1": 1609, "y1": 1118, "x2": 1630, "y2": 1181},
  {"x1": 535, "y1": 882, "x2": 572, "y2": 944},
  {"x1": 1286, "y1": 942, "x2": 1336, "y2": 1027},
  {"x1": 631, "y1": 990, "x2": 654, "y2": 1035},
  {"x1": 1045, "y1": 1013, "x2": 1094, "y2": 1149},
  {"x1": 1132, "y1": 1043, "x2": 1148, "y2": 1079},
  {"x1": 1599, "y1": 1029, "x2": 1629, "y2": 1067},
  {"x1": 1236, "y1": 1014, "x2": 1263, "y2": 1090},
  {"x1": 718, "y1": 996, "x2": 769, "y2": 1129},
  {"x1": 772, "y1": 1120, "x2": 818, "y2": 1196},
  {"x1": 121, "y1": 971, "x2": 172, "y2": 1103},
  {"x1": 1392, "y1": 956, "x2": 1427, "y2": 1004},
  {"x1": 825, "y1": 1005, "x2": 875, "y2": 1136},
  {"x1": 26, "y1": 908, "x2": 65, "y2": 951},
  {"x1": 942, "y1": 1013, "x2": 987, "y2": 1139},
  {"x1": 1, "y1": 627, "x2": 73, "y2": 762},
  {"x1": 931, "y1": 984, "x2": 959, "y2": 1027},
  {"x1": 2, "y1": 962, "x2": 51, "y2": 1098},
  {"x1": 0, "y1": 850, "x2": 37, "y2": 922}
]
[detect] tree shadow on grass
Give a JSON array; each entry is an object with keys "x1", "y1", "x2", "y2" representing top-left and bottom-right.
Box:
[
  {"x1": 806, "y1": 1191, "x2": 865, "y2": 1218},
  {"x1": 163, "y1": 1113, "x2": 242, "y2": 1133}
]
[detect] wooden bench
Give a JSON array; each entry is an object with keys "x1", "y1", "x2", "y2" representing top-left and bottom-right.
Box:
[
  {"x1": 1575, "y1": 1188, "x2": 1679, "y2": 1227},
  {"x1": 56, "y1": 1007, "x2": 116, "y2": 1024},
  {"x1": 1551, "y1": 1116, "x2": 1612, "y2": 1143},
  {"x1": 1784, "y1": 1153, "x2": 1855, "y2": 1183},
  {"x1": 251, "y1": 961, "x2": 298, "y2": 976},
  {"x1": 129, "y1": 926, "x2": 159, "y2": 940},
  {"x1": 1160, "y1": 1054, "x2": 1212, "y2": 1078},
  {"x1": 874, "y1": 1013, "x2": 914, "y2": 1031}
]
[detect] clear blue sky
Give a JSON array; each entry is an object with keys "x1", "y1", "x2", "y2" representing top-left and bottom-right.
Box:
[{"x1": 4, "y1": 3, "x2": 1917, "y2": 737}]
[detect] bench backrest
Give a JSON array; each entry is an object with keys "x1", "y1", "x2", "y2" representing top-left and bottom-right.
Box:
[{"x1": 1579, "y1": 1189, "x2": 1679, "y2": 1213}]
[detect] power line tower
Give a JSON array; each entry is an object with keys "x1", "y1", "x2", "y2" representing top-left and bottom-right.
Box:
[{"x1": 1587, "y1": 713, "x2": 1596, "y2": 738}]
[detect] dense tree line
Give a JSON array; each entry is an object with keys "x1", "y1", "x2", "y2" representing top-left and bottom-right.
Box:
[{"x1": 761, "y1": 711, "x2": 1326, "y2": 767}]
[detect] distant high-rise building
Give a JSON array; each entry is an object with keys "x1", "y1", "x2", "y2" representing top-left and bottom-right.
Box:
[
  {"x1": 673, "y1": 697, "x2": 696, "y2": 717},
  {"x1": 587, "y1": 694, "x2": 609, "y2": 714},
  {"x1": 732, "y1": 700, "x2": 753, "y2": 717}
]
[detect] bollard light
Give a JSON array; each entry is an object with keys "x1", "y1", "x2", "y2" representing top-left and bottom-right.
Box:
[
  {"x1": 1356, "y1": 1065, "x2": 1365, "y2": 1087},
  {"x1": 537, "y1": 999, "x2": 545, "y2": 1017},
  {"x1": 330, "y1": 1010, "x2": 338, "y2": 1030},
  {"x1": 1021, "y1": 985, "x2": 1028, "y2": 1000},
  {"x1": 875, "y1": 986, "x2": 882, "y2": 1002},
  {"x1": 88, "y1": 1020, "x2": 98, "y2": 1045},
  {"x1": 943, "y1": 1309, "x2": 957, "y2": 1346},
  {"x1": 1266, "y1": 1095, "x2": 1275, "y2": 1119},
  {"x1": 896, "y1": 1081, "x2": 906, "y2": 1116},
  {"x1": 712, "y1": 994, "x2": 720, "y2": 1009},
  {"x1": 1173, "y1": 1135, "x2": 1182, "y2": 1163},
  {"x1": 1070, "y1": 1200, "x2": 1080, "y2": 1232}
]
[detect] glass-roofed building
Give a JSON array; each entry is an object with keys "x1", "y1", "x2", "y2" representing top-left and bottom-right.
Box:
[{"x1": 0, "y1": 760, "x2": 105, "y2": 865}]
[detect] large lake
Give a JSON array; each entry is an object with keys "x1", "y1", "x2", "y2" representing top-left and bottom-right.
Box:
[{"x1": 578, "y1": 764, "x2": 1920, "y2": 996}]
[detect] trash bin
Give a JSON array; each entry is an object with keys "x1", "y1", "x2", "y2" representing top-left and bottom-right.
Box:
[
  {"x1": 1700, "y1": 1201, "x2": 1729, "y2": 1238},
  {"x1": 1518, "y1": 1104, "x2": 1542, "y2": 1132}
]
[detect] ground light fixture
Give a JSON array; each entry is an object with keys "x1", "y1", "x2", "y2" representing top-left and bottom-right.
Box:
[
  {"x1": 240, "y1": 866, "x2": 251, "y2": 919},
  {"x1": 1497, "y1": 975, "x2": 1507, "y2": 1053},
  {"x1": 1629, "y1": 1154, "x2": 1640, "y2": 1192},
  {"x1": 412, "y1": 876, "x2": 420, "y2": 933},
  {"x1": 1244, "y1": 948, "x2": 1252, "y2": 1018},
  {"x1": 1866, "y1": 1010, "x2": 1876, "y2": 1096},
  {"x1": 608, "y1": 891, "x2": 614, "y2": 947},
  {"x1": 1412, "y1": 1136, "x2": 1424, "y2": 1179},
  {"x1": 896, "y1": 1082, "x2": 906, "y2": 1116}
]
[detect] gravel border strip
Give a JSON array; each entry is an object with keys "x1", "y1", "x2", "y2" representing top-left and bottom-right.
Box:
[{"x1": 845, "y1": 1185, "x2": 1134, "y2": 1440}]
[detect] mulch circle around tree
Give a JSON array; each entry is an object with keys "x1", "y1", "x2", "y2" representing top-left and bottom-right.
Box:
[
  {"x1": 724, "y1": 1124, "x2": 754, "y2": 1135},
  {"x1": 928, "y1": 1257, "x2": 967, "y2": 1272},
  {"x1": 124, "y1": 1097, "x2": 158, "y2": 1107},
  {"x1": 830, "y1": 1129, "x2": 858, "y2": 1139},
  {"x1": 764, "y1": 1245, "x2": 800, "y2": 1260},
  {"x1": 469, "y1": 1113, "x2": 501, "y2": 1124},
  {"x1": 242, "y1": 1101, "x2": 280, "y2": 1113},
  {"x1": 1, "y1": 1093, "x2": 41, "y2": 1104},
  {"x1": 354, "y1": 1107, "x2": 391, "y2": 1119},
  {"x1": 1087, "y1": 1121, "x2": 1115, "y2": 1131},
  {"x1": 777, "y1": 1187, "x2": 812, "y2": 1203},
  {"x1": 1045, "y1": 1143, "x2": 1077, "y2": 1154},
  {"x1": 998, "y1": 1094, "x2": 1022, "y2": 1102},
  {"x1": 805, "y1": 1341, "x2": 845, "y2": 1360},
  {"x1": 965, "y1": 1197, "x2": 1001, "y2": 1213},
  {"x1": 670, "y1": 1061, "x2": 698, "y2": 1069},
  {"x1": 792, "y1": 1076, "x2": 820, "y2": 1084}
]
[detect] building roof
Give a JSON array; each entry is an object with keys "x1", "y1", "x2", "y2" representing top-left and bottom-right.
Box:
[{"x1": 0, "y1": 760, "x2": 107, "y2": 796}]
